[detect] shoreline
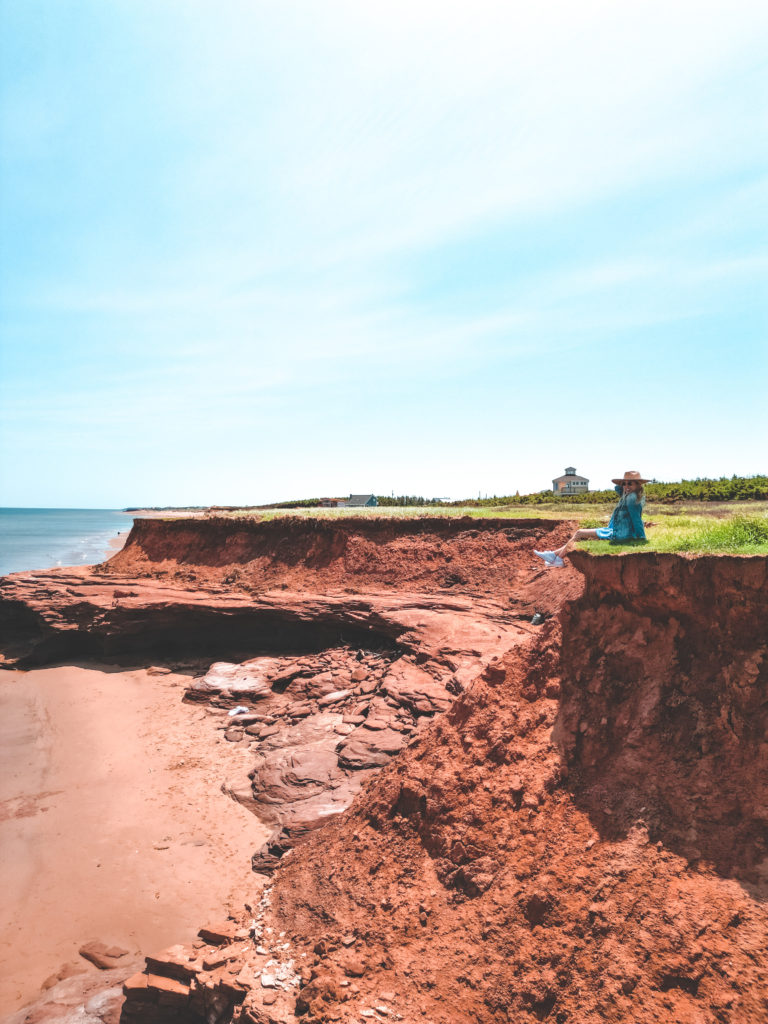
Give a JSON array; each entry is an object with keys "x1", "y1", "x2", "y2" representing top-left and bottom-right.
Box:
[
  {"x1": 0, "y1": 662, "x2": 270, "y2": 1016},
  {"x1": 106, "y1": 530, "x2": 128, "y2": 556},
  {"x1": 0, "y1": 510, "x2": 132, "y2": 579}
]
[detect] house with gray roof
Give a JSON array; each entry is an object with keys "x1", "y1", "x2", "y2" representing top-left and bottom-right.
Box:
[{"x1": 345, "y1": 494, "x2": 378, "y2": 507}]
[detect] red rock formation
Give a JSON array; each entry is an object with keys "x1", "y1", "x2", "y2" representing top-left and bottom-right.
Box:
[
  {"x1": 105, "y1": 515, "x2": 565, "y2": 594},
  {"x1": 6, "y1": 519, "x2": 766, "y2": 1024},
  {"x1": 559, "y1": 551, "x2": 768, "y2": 883},
  {"x1": 0, "y1": 516, "x2": 573, "y2": 668},
  {"x1": 256, "y1": 552, "x2": 768, "y2": 1023}
]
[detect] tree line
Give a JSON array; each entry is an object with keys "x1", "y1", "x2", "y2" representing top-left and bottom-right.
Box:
[
  {"x1": 389, "y1": 475, "x2": 768, "y2": 506},
  {"x1": 252, "y1": 475, "x2": 767, "y2": 510}
]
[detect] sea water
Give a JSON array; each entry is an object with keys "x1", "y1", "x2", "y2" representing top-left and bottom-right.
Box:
[{"x1": 0, "y1": 508, "x2": 131, "y2": 577}]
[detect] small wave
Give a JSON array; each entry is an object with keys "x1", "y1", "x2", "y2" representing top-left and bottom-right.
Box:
[
  {"x1": 0, "y1": 510, "x2": 125, "y2": 575},
  {"x1": 60, "y1": 533, "x2": 118, "y2": 568}
]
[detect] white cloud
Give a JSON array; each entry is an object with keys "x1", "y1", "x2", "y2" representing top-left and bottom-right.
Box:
[
  {"x1": 2, "y1": 0, "x2": 767, "y2": 503},
  {"x1": 173, "y1": 2, "x2": 767, "y2": 249}
]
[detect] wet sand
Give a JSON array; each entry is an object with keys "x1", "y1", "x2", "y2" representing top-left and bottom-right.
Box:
[
  {"x1": 106, "y1": 532, "x2": 128, "y2": 555},
  {"x1": 0, "y1": 663, "x2": 270, "y2": 1016}
]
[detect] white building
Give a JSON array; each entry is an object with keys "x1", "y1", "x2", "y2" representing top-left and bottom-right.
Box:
[{"x1": 552, "y1": 467, "x2": 589, "y2": 495}]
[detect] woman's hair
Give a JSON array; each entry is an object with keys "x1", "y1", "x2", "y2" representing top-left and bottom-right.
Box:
[
  {"x1": 620, "y1": 481, "x2": 645, "y2": 508},
  {"x1": 622, "y1": 480, "x2": 644, "y2": 498}
]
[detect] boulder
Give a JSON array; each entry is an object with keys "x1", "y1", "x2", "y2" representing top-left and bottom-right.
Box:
[
  {"x1": 252, "y1": 747, "x2": 341, "y2": 806},
  {"x1": 78, "y1": 942, "x2": 130, "y2": 970},
  {"x1": 198, "y1": 921, "x2": 240, "y2": 945},
  {"x1": 381, "y1": 658, "x2": 452, "y2": 715},
  {"x1": 337, "y1": 727, "x2": 408, "y2": 769},
  {"x1": 189, "y1": 661, "x2": 274, "y2": 700}
]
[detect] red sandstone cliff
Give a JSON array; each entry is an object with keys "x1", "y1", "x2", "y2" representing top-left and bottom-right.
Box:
[
  {"x1": 256, "y1": 552, "x2": 767, "y2": 1024},
  {"x1": 2, "y1": 519, "x2": 766, "y2": 1024},
  {"x1": 0, "y1": 516, "x2": 572, "y2": 667}
]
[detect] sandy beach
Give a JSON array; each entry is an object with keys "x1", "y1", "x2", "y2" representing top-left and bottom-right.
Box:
[
  {"x1": 106, "y1": 531, "x2": 128, "y2": 556},
  {"x1": 0, "y1": 662, "x2": 270, "y2": 1016}
]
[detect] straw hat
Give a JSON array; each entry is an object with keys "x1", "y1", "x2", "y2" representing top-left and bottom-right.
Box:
[{"x1": 612, "y1": 470, "x2": 650, "y2": 484}]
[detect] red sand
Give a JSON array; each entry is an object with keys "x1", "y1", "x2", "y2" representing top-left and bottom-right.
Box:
[
  {"x1": 0, "y1": 663, "x2": 269, "y2": 1016},
  {"x1": 3, "y1": 518, "x2": 767, "y2": 1023}
]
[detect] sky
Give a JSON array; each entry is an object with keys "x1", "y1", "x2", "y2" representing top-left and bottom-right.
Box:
[{"x1": 0, "y1": 0, "x2": 766, "y2": 507}]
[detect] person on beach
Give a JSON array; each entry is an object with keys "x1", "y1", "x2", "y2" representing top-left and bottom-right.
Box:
[{"x1": 534, "y1": 470, "x2": 649, "y2": 567}]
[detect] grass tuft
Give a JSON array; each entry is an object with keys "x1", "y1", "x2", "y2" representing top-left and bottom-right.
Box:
[{"x1": 658, "y1": 513, "x2": 768, "y2": 553}]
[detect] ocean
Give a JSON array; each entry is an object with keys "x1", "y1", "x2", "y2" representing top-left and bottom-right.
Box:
[{"x1": 0, "y1": 508, "x2": 131, "y2": 577}]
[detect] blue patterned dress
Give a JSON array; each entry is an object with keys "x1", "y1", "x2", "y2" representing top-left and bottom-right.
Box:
[{"x1": 595, "y1": 486, "x2": 647, "y2": 542}]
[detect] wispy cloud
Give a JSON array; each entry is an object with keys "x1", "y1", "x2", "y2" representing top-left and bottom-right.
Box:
[{"x1": 1, "y1": 0, "x2": 766, "y2": 504}]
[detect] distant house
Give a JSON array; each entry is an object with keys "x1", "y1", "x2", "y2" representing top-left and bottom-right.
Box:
[
  {"x1": 319, "y1": 498, "x2": 347, "y2": 508},
  {"x1": 552, "y1": 467, "x2": 589, "y2": 495},
  {"x1": 346, "y1": 494, "x2": 378, "y2": 507}
]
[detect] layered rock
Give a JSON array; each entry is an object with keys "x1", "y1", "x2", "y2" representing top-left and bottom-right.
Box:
[
  {"x1": 249, "y1": 552, "x2": 768, "y2": 1024},
  {"x1": 0, "y1": 571, "x2": 564, "y2": 671},
  {"x1": 120, "y1": 903, "x2": 300, "y2": 1024},
  {"x1": 191, "y1": 647, "x2": 481, "y2": 870},
  {"x1": 1, "y1": 514, "x2": 596, "y2": 1024}
]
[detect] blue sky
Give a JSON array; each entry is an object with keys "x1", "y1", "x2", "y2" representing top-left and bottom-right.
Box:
[{"x1": 1, "y1": 0, "x2": 766, "y2": 507}]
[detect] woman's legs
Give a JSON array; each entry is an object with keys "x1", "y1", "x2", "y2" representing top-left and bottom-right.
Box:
[
  {"x1": 552, "y1": 528, "x2": 601, "y2": 559},
  {"x1": 534, "y1": 527, "x2": 603, "y2": 566}
]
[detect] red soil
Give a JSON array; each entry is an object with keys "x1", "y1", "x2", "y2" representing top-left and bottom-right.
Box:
[
  {"x1": 104, "y1": 515, "x2": 569, "y2": 596},
  {"x1": 264, "y1": 552, "x2": 768, "y2": 1024},
  {"x1": 2, "y1": 518, "x2": 767, "y2": 1024}
]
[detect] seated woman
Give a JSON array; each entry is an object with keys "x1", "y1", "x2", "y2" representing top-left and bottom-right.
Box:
[{"x1": 535, "y1": 470, "x2": 649, "y2": 567}]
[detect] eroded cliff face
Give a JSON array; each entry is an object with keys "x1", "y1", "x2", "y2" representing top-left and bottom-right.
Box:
[
  {"x1": 106, "y1": 515, "x2": 565, "y2": 592},
  {"x1": 4, "y1": 523, "x2": 767, "y2": 1024},
  {"x1": 559, "y1": 551, "x2": 768, "y2": 882},
  {"x1": 0, "y1": 516, "x2": 571, "y2": 667},
  {"x1": 242, "y1": 552, "x2": 768, "y2": 1024}
]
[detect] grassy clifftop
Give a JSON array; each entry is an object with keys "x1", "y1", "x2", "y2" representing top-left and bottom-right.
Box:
[
  {"x1": 218, "y1": 500, "x2": 768, "y2": 556},
  {"x1": 580, "y1": 510, "x2": 768, "y2": 555}
]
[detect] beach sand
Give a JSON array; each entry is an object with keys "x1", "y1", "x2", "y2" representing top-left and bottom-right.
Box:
[
  {"x1": 0, "y1": 663, "x2": 270, "y2": 1015},
  {"x1": 106, "y1": 531, "x2": 128, "y2": 556}
]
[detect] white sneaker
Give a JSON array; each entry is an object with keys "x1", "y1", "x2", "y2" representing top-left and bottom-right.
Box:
[
  {"x1": 534, "y1": 550, "x2": 557, "y2": 565},
  {"x1": 534, "y1": 550, "x2": 566, "y2": 568}
]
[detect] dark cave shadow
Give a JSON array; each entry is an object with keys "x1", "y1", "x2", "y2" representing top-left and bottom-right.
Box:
[{"x1": 0, "y1": 601, "x2": 404, "y2": 671}]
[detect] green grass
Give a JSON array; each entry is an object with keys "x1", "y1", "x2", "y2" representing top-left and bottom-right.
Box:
[
  {"x1": 580, "y1": 511, "x2": 768, "y2": 556},
  {"x1": 228, "y1": 504, "x2": 605, "y2": 523},
  {"x1": 218, "y1": 501, "x2": 768, "y2": 555}
]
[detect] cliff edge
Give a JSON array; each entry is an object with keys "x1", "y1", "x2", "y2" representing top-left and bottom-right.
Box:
[
  {"x1": 2, "y1": 520, "x2": 766, "y2": 1023},
  {"x1": 233, "y1": 551, "x2": 768, "y2": 1024}
]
